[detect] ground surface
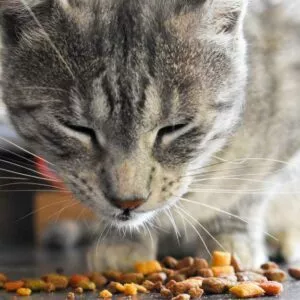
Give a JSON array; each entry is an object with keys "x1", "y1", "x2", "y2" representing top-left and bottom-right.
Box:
[{"x1": 0, "y1": 247, "x2": 300, "y2": 300}]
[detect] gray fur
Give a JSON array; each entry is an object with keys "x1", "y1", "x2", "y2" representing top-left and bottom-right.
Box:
[{"x1": 1, "y1": 0, "x2": 300, "y2": 271}]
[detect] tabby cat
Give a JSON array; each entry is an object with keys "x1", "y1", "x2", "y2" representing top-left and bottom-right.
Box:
[{"x1": 1, "y1": 0, "x2": 300, "y2": 271}]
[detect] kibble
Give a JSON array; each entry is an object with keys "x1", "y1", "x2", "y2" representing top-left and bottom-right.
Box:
[
  {"x1": 123, "y1": 283, "x2": 138, "y2": 296},
  {"x1": 67, "y1": 292, "x2": 75, "y2": 300},
  {"x1": 16, "y1": 288, "x2": 32, "y2": 297},
  {"x1": 99, "y1": 289, "x2": 113, "y2": 298},
  {"x1": 288, "y1": 267, "x2": 300, "y2": 280},
  {"x1": 74, "y1": 287, "x2": 83, "y2": 294},
  {"x1": 161, "y1": 287, "x2": 173, "y2": 297},
  {"x1": 162, "y1": 256, "x2": 178, "y2": 269},
  {"x1": 4, "y1": 281, "x2": 25, "y2": 292},
  {"x1": 172, "y1": 293, "x2": 191, "y2": 300},
  {"x1": 259, "y1": 281, "x2": 283, "y2": 296},
  {"x1": 188, "y1": 287, "x2": 204, "y2": 298},
  {"x1": 135, "y1": 260, "x2": 162, "y2": 275},
  {"x1": 212, "y1": 266, "x2": 235, "y2": 277},
  {"x1": 119, "y1": 272, "x2": 144, "y2": 284},
  {"x1": 212, "y1": 251, "x2": 231, "y2": 267},
  {"x1": 230, "y1": 283, "x2": 265, "y2": 298},
  {"x1": 264, "y1": 269, "x2": 287, "y2": 282}
]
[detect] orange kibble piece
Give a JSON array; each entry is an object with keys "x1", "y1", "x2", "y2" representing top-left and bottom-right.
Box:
[
  {"x1": 99, "y1": 289, "x2": 113, "y2": 298},
  {"x1": 43, "y1": 274, "x2": 69, "y2": 290},
  {"x1": 259, "y1": 281, "x2": 283, "y2": 296},
  {"x1": 212, "y1": 251, "x2": 231, "y2": 267},
  {"x1": 4, "y1": 280, "x2": 25, "y2": 292},
  {"x1": 124, "y1": 283, "x2": 138, "y2": 295},
  {"x1": 135, "y1": 260, "x2": 162, "y2": 275},
  {"x1": 69, "y1": 274, "x2": 90, "y2": 288},
  {"x1": 16, "y1": 288, "x2": 32, "y2": 296},
  {"x1": 230, "y1": 283, "x2": 265, "y2": 298},
  {"x1": 212, "y1": 266, "x2": 235, "y2": 277}
]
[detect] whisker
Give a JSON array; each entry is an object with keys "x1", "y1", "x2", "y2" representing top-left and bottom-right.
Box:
[
  {"x1": 145, "y1": 223, "x2": 154, "y2": 249},
  {"x1": 15, "y1": 197, "x2": 73, "y2": 223},
  {"x1": 176, "y1": 196, "x2": 278, "y2": 241},
  {"x1": 0, "y1": 136, "x2": 55, "y2": 166},
  {"x1": 20, "y1": 0, "x2": 75, "y2": 79},
  {"x1": 0, "y1": 145, "x2": 56, "y2": 173},
  {"x1": 0, "y1": 167, "x2": 60, "y2": 182},
  {"x1": 174, "y1": 209, "x2": 211, "y2": 258},
  {"x1": 0, "y1": 159, "x2": 61, "y2": 182},
  {"x1": 96, "y1": 223, "x2": 109, "y2": 254},
  {"x1": 49, "y1": 202, "x2": 80, "y2": 223},
  {"x1": 187, "y1": 189, "x2": 300, "y2": 195},
  {"x1": 0, "y1": 181, "x2": 67, "y2": 191},
  {"x1": 176, "y1": 204, "x2": 226, "y2": 251},
  {"x1": 164, "y1": 209, "x2": 181, "y2": 244}
]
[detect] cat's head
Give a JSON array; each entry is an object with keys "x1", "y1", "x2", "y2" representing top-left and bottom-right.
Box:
[{"x1": 1, "y1": 0, "x2": 248, "y2": 228}]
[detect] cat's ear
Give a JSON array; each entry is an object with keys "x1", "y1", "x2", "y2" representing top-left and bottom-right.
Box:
[
  {"x1": 171, "y1": 0, "x2": 248, "y2": 38},
  {"x1": 0, "y1": 0, "x2": 71, "y2": 44},
  {"x1": 200, "y1": 0, "x2": 248, "y2": 34},
  {"x1": 0, "y1": 0, "x2": 52, "y2": 44}
]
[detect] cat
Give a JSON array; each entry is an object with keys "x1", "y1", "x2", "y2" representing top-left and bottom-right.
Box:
[{"x1": 1, "y1": 0, "x2": 300, "y2": 271}]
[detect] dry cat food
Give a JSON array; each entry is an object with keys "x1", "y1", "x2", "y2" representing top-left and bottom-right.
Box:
[{"x1": 0, "y1": 251, "x2": 295, "y2": 298}]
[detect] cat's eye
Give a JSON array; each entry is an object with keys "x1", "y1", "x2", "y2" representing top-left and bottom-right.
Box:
[
  {"x1": 157, "y1": 123, "x2": 188, "y2": 137},
  {"x1": 64, "y1": 124, "x2": 98, "y2": 143}
]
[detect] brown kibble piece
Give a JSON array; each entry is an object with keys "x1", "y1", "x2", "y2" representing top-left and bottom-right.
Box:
[
  {"x1": 230, "y1": 283, "x2": 265, "y2": 298},
  {"x1": 177, "y1": 257, "x2": 194, "y2": 270},
  {"x1": 212, "y1": 266, "x2": 235, "y2": 277},
  {"x1": 67, "y1": 292, "x2": 75, "y2": 300},
  {"x1": 134, "y1": 284, "x2": 149, "y2": 293},
  {"x1": 69, "y1": 274, "x2": 89, "y2": 288},
  {"x1": 161, "y1": 287, "x2": 173, "y2": 297},
  {"x1": 169, "y1": 273, "x2": 186, "y2": 282},
  {"x1": 119, "y1": 272, "x2": 144, "y2": 284},
  {"x1": 0, "y1": 273, "x2": 8, "y2": 283},
  {"x1": 124, "y1": 283, "x2": 138, "y2": 295},
  {"x1": 24, "y1": 279, "x2": 46, "y2": 291},
  {"x1": 172, "y1": 293, "x2": 191, "y2": 300},
  {"x1": 197, "y1": 268, "x2": 214, "y2": 278},
  {"x1": 231, "y1": 255, "x2": 243, "y2": 272},
  {"x1": 261, "y1": 262, "x2": 279, "y2": 270},
  {"x1": 169, "y1": 278, "x2": 203, "y2": 296},
  {"x1": 107, "y1": 281, "x2": 125, "y2": 293},
  {"x1": 236, "y1": 271, "x2": 268, "y2": 283},
  {"x1": 163, "y1": 257, "x2": 179, "y2": 269},
  {"x1": 43, "y1": 274, "x2": 69, "y2": 290},
  {"x1": 288, "y1": 268, "x2": 300, "y2": 280},
  {"x1": 99, "y1": 289, "x2": 113, "y2": 298},
  {"x1": 264, "y1": 269, "x2": 287, "y2": 282},
  {"x1": 147, "y1": 272, "x2": 167, "y2": 282},
  {"x1": 103, "y1": 271, "x2": 122, "y2": 282},
  {"x1": 259, "y1": 281, "x2": 283, "y2": 296},
  {"x1": 16, "y1": 288, "x2": 32, "y2": 297},
  {"x1": 202, "y1": 278, "x2": 228, "y2": 294},
  {"x1": 4, "y1": 281, "x2": 25, "y2": 292},
  {"x1": 74, "y1": 287, "x2": 83, "y2": 294},
  {"x1": 88, "y1": 273, "x2": 107, "y2": 288},
  {"x1": 142, "y1": 280, "x2": 155, "y2": 291},
  {"x1": 193, "y1": 258, "x2": 209, "y2": 270},
  {"x1": 188, "y1": 287, "x2": 204, "y2": 298},
  {"x1": 212, "y1": 251, "x2": 231, "y2": 267},
  {"x1": 135, "y1": 260, "x2": 162, "y2": 275}
]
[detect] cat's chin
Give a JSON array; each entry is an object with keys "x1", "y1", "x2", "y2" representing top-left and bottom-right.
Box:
[{"x1": 106, "y1": 210, "x2": 157, "y2": 229}]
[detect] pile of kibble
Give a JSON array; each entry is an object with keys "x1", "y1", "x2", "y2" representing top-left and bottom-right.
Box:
[{"x1": 0, "y1": 251, "x2": 300, "y2": 299}]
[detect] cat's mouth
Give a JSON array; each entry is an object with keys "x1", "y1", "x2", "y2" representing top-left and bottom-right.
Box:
[{"x1": 116, "y1": 209, "x2": 132, "y2": 221}]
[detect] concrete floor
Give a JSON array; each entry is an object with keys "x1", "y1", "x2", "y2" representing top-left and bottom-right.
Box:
[{"x1": 0, "y1": 246, "x2": 300, "y2": 300}]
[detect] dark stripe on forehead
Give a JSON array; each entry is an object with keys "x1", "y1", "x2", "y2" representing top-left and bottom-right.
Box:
[{"x1": 102, "y1": 75, "x2": 115, "y2": 117}]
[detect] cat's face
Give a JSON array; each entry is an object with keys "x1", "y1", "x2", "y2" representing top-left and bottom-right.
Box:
[{"x1": 1, "y1": 0, "x2": 247, "y2": 228}]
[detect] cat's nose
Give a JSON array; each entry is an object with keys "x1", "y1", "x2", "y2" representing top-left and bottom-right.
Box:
[{"x1": 111, "y1": 198, "x2": 145, "y2": 210}]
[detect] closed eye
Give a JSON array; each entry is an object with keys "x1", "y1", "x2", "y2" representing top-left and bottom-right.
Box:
[
  {"x1": 63, "y1": 123, "x2": 98, "y2": 144},
  {"x1": 157, "y1": 124, "x2": 188, "y2": 137}
]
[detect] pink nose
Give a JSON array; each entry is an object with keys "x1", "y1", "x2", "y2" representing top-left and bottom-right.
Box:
[{"x1": 112, "y1": 199, "x2": 145, "y2": 210}]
